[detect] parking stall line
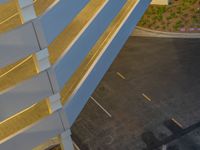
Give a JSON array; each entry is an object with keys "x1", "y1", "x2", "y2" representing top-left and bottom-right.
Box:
[
  {"x1": 116, "y1": 72, "x2": 126, "y2": 80},
  {"x1": 73, "y1": 141, "x2": 81, "y2": 150},
  {"x1": 171, "y1": 118, "x2": 183, "y2": 128},
  {"x1": 90, "y1": 96, "x2": 112, "y2": 118},
  {"x1": 142, "y1": 93, "x2": 152, "y2": 102}
]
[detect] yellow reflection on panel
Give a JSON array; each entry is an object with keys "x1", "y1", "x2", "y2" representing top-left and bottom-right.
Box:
[
  {"x1": 34, "y1": 0, "x2": 56, "y2": 16},
  {"x1": 0, "y1": 99, "x2": 51, "y2": 142},
  {"x1": 33, "y1": 136, "x2": 60, "y2": 150},
  {"x1": 0, "y1": 0, "x2": 21, "y2": 33},
  {"x1": 0, "y1": 0, "x2": 56, "y2": 33},
  {"x1": 0, "y1": 0, "x2": 107, "y2": 92},
  {"x1": 0, "y1": 55, "x2": 37, "y2": 92},
  {"x1": 0, "y1": 0, "x2": 139, "y2": 144},
  {"x1": 48, "y1": 0, "x2": 107, "y2": 64},
  {"x1": 60, "y1": 0, "x2": 137, "y2": 104},
  {"x1": 0, "y1": 0, "x2": 103, "y2": 92},
  {"x1": 0, "y1": 0, "x2": 56, "y2": 92}
]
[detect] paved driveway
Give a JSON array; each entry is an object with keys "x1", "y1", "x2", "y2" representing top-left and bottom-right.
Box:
[{"x1": 72, "y1": 37, "x2": 200, "y2": 150}]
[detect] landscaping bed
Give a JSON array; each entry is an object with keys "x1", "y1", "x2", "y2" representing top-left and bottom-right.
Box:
[{"x1": 138, "y1": 0, "x2": 200, "y2": 33}]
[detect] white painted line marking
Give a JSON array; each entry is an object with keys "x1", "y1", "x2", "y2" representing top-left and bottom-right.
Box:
[
  {"x1": 116, "y1": 72, "x2": 126, "y2": 80},
  {"x1": 162, "y1": 145, "x2": 167, "y2": 150},
  {"x1": 171, "y1": 118, "x2": 183, "y2": 128},
  {"x1": 142, "y1": 93, "x2": 152, "y2": 102},
  {"x1": 73, "y1": 141, "x2": 81, "y2": 150},
  {"x1": 90, "y1": 96, "x2": 112, "y2": 118}
]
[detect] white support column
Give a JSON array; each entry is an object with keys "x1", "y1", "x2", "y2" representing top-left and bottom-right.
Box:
[
  {"x1": 47, "y1": 93, "x2": 62, "y2": 113},
  {"x1": 60, "y1": 130, "x2": 74, "y2": 150},
  {"x1": 33, "y1": 48, "x2": 51, "y2": 73},
  {"x1": 46, "y1": 95, "x2": 73, "y2": 150},
  {"x1": 16, "y1": 1, "x2": 52, "y2": 74},
  {"x1": 16, "y1": 0, "x2": 36, "y2": 23}
]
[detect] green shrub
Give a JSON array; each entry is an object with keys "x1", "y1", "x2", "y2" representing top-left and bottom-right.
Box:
[{"x1": 173, "y1": 20, "x2": 183, "y2": 31}]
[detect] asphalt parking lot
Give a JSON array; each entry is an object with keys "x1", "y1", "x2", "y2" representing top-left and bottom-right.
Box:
[{"x1": 71, "y1": 37, "x2": 200, "y2": 150}]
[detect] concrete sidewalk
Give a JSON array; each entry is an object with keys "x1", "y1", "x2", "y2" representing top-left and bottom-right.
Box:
[{"x1": 132, "y1": 26, "x2": 200, "y2": 38}]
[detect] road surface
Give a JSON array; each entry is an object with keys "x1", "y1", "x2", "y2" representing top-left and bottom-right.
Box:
[{"x1": 71, "y1": 37, "x2": 200, "y2": 150}]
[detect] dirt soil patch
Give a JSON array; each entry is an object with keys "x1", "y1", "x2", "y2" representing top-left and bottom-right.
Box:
[{"x1": 138, "y1": 0, "x2": 200, "y2": 33}]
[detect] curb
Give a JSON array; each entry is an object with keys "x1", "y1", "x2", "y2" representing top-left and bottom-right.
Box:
[{"x1": 132, "y1": 26, "x2": 200, "y2": 38}]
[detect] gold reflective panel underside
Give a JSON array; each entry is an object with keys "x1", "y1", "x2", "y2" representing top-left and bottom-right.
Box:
[
  {"x1": 34, "y1": 0, "x2": 56, "y2": 16},
  {"x1": 0, "y1": 0, "x2": 139, "y2": 143},
  {"x1": 0, "y1": 0, "x2": 107, "y2": 142},
  {"x1": 0, "y1": 0, "x2": 57, "y2": 92},
  {"x1": 0, "y1": 0, "x2": 20, "y2": 33},
  {"x1": 61, "y1": 0, "x2": 138, "y2": 104},
  {"x1": 0, "y1": 0, "x2": 56, "y2": 33},
  {"x1": 0, "y1": 55, "x2": 37, "y2": 92},
  {"x1": 48, "y1": 0, "x2": 107, "y2": 64},
  {"x1": 0, "y1": 99, "x2": 50, "y2": 142},
  {"x1": 0, "y1": 0, "x2": 56, "y2": 141},
  {"x1": 33, "y1": 136, "x2": 60, "y2": 150},
  {"x1": 0, "y1": 0, "x2": 106, "y2": 93}
]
